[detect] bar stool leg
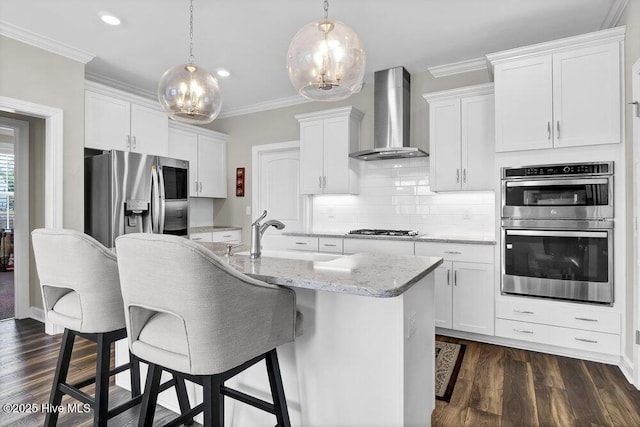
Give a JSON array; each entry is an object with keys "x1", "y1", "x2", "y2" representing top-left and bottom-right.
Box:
[
  {"x1": 138, "y1": 363, "x2": 162, "y2": 427},
  {"x1": 266, "y1": 349, "x2": 291, "y2": 427},
  {"x1": 203, "y1": 375, "x2": 224, "y2": 427},
  {"x1": 94, "y1": 333, "x2": 111, "y2": 427},
  {"x1": 173, "y1": 373, "x2": 194, "y2": 425},
  {"x1": 44, "y1": 329, "x2": 75, "y2": 427},
  {"x1": 130, "y1": 352, "x2": 142, "y2": 397}
]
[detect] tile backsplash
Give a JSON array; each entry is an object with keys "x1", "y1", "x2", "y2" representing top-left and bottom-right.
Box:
[{"x1": 312, "y1": 158, "x2": 495, "y2": 238}]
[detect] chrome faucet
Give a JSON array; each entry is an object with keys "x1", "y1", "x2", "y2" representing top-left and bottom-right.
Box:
[{"x1": 250, "y1": 210, "x2": 285, "y2": 259}]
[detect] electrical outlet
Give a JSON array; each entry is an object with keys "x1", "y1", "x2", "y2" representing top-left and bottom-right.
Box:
[
  {"x1": 245, "y1": 206, "x2": 251, "y2": 215},
  {"x1": 463, "y1": 208, "x2": 471, "y2": 220}
]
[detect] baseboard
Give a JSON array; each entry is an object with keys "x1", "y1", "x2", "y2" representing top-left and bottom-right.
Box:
[
  {"x1": 29, "y1": 306, "x2": 45, "y2": 323},
  {"x1": 619, "y1": 354, "x2": 637, "y2": 389},
  {"x1": 437, "y1": 328, "x2": 622, "y2": 365}
]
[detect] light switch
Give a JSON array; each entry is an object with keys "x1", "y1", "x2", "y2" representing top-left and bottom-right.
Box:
[{"x1": 245, "y1": 206, "x2": 251, "y2": 215}]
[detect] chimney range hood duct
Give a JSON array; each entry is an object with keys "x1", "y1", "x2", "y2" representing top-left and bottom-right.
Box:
[{"x1": 350, "y1": 66, "x2": 428, "y2": 160}]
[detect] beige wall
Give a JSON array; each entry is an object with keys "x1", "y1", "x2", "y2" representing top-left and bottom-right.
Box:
[
  {"x1": 0, "y1": 36, "x2": 85, "y2": 310},
  {"x1": 205, "y1": 69, "x2": 490, "y2": 238},
  {"x1": 618, "y1": 0, "x2": 640, "y2": 361}
]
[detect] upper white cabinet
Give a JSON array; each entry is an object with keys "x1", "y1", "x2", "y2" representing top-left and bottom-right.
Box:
[
  {"x1": 488, "y1": 27, "x2": 624, "y2": 152},
  {"x1": 296, "y1": 106, "x2": 363, "y2": 195},
  {"x1": 423, "y1": 84, "x2": 494, "y2": 192},
  {"x1": 168, "y1": 124, "x2": 228, "y2": 198},
  {"x1": 85, "y1": 83, "x2": 169, "y2": 156}
]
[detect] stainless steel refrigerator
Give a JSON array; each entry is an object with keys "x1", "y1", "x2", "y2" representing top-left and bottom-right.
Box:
[{"x1": 85, "y1": 149, "x2": 189, "y2": 248}]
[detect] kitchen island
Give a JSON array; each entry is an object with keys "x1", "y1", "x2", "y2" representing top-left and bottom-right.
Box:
[{"x1": 117, "y1": 245, "x2": 442, "y2": 427}]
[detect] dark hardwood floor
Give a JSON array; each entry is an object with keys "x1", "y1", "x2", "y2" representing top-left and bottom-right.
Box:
[
  {"x1": 2, "y1": 318, "x2": 640, "y2": 426},
  {"x1": 434, "y1": 335, "x2": 640, "y2": 427}
]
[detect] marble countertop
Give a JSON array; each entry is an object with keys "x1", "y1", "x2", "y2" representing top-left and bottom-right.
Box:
[
  {"x1": 190, "y1": 226, "x2": 242, "y2": 233},
  {"x1": 283, "y1": 231, "x2": 496, "y2": 245},
  {"x1": 198, "y1": 242, "x2": 442, "y2": 298}
]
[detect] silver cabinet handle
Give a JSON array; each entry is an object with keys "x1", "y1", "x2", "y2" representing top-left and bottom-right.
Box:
[
  {"x1": 556, "y1": 121, "x2": 560, "y2": 138},
  {"x1": 323, "y1": 176, "x2": 327, "y2": 188},
  {"x1": 453, "y1": 270, "x2": 457, "y2": 286},
  {"x1": 323, "y1": 244, "x2": 337, "y2": 247},
  {"x1": 575, "y1": 337, "x2": 598, "y2": 344},
  {"x1": 132, "y1": 136, "x2": 137, "y2": 150},
  {"x1": 319, "y1": 176, "x2": 322, "y2": 189},
  {"x1": 446, "y1": 270, "x2": 450, "y2": 286},
  {"x1": 444, "y1": 251, "x2": 461, "y2": 255},
  {"x1": 126, "y1": 135, "x2": 131, "y2": 150},
  {"x1": 295, "y1": 242, "x2": 308, "y2": 245},
  {"x1": 456, "y1": 169, "x2": 460, "y2": 183},
  {"x1": 191, "y1": 237, "x2": 203, "y2": 241},
  {"x1": 199, "y1": 182, "x2": 203, "y2": 192},
  {"x1": 574, "y1": 317, "x2": 598, "y2": 322},
  {"x1": 463, "y1": 169, "x2": 466, "y2": 183},
  {"x1": 514, "y1": 309, "x2": 535, "y2": 314},
  {"x1": 195, "y1": 181, "x2": 199, "y2": 193},
  {"x1": 514, "y1": 329, "x2": 534, "y2": 334},
  {"x1": 547, "y1": 122, "x2": 551, "y2": 140},
  {"x1": 223, "y1": 234, "x2": 232, "y2": 238}
]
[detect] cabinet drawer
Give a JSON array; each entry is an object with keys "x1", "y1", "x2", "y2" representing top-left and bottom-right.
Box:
[
  {"x1": 319, "y1": 238, "x2": 343, "y2": 254},
  {"x1": 496, "y1": 318, "x2": 620, "y2": 356},
  {"x1": 496, "y1": 298, "x2": 620, "y2": 334},
  {"x1": 189, "y1": 232, "x2": 212, "y2": 242},
  {"x1": 343, "y1": 239, "x2": 414, "y2": 255},
  {"x1": 211, "y1": 230, "x2": 241, "y2": 243},
  {"x1": 414, "y1": 242, "x2": 493, "y2": 263}
]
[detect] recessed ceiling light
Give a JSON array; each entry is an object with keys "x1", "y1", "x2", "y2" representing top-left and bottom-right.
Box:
[
  {"x1": 216, "y1": 68, "x2": 231, "y2": 78},
  {"x1": 99, "y1": 12, "x2": 121, "y2": 26}
]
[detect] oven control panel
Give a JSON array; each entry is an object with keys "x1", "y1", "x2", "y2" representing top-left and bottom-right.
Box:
[{"x1": 503, "y1": 162, "x2": 612, "y2": 178}]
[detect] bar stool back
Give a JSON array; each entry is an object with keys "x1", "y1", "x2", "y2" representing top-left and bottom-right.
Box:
[{"x1": 116, "y1": 233, "x2": 298, "y2": 427}]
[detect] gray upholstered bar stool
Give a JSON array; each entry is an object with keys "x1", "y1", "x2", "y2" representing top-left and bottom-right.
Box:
[
  {"x1": 30, "y1": 228, "x2": 147, "y2": 426},
  {"x1": 116, "y1": 233, "x2": 298, "y2": 427}
]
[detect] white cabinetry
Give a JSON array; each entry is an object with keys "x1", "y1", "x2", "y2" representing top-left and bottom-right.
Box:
[
  {"x1": 415, "y1": 242, "x2": 494, "y2": 335},
  {"x1": 190, "y1": 229, "x2": 241, "y2": 244},
  {"x1": 168, "y1": 124, "x2": 228, "y2": 198},
  {"x1": 423, "y1": 84, "x2": 494, "y2": 191},
  {"x1": 343, "y1": 238, "x2": 415, "y2": 256},
  {"x1": 488, "y1": 27, "x2": 624, "y2": 152},
  {"x1": 296, "y1": 107, "x2": 363, "y2": 195},
  {"x1": 495, "y1": 297, "x2": 620, "y2": 356},
  {"x1": 85, "y1": 84, "x2": 169, "y2": 156}
]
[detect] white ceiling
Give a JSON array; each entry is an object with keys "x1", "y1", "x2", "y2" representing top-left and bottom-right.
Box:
[{"x1": 0, "y1": 0, "x2": 627, "y2": 117}]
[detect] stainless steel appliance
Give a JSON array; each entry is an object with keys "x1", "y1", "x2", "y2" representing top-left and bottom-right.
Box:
[
  {"x1": 501, "y1": 162, "x2": 614, "y2": 305},
  {"x1": 348, "y1": 229, "x2": 419, "y2": 237},
  {"x1": 85, "y1": 150, "x2": 189, "y2": 247}
]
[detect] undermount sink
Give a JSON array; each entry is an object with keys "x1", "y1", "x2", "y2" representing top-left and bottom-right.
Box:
[{"x1": 235, "y1": 250, "x2": 342, "y2": 262}]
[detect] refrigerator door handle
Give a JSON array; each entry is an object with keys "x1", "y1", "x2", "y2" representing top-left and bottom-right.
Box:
[
  {"x1": 151, "y1": 165, "x2": 160, "y2": 233},
  {"x1": 157, "y1": 166, "x2": 166, "y2": 234}
]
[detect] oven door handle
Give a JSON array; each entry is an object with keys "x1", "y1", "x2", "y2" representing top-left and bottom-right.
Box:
[
  {"x1": 505, "y1": 178, "x2": 609, "y2": 187},
  {"x1": 505, "y1": 229, "x2": 609, "y2": 238}
]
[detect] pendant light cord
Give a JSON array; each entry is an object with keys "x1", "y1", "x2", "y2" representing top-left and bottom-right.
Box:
[
  {"x1": 324, "y1": 0, "x2": 329, "y2": 20},
  {"x1": 188, "y1": 0, "x2": 195, "y2": 64}
]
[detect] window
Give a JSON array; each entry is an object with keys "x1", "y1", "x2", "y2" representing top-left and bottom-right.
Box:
[{"x1": 0, "y1": 153, "x2": 14, "y2": 230}]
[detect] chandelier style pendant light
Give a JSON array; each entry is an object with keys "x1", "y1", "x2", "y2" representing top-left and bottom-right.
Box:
[
  {"x1": 286, "y1": 0, "x2": 366, "y2": 101},
  {"x1": 158, "y1": 0, "x2": 221, "y2": 124}
]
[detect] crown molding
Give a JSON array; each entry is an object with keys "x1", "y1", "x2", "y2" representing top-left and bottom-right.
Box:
[
  {"x1": 295, "y1": 105, "x2": 364, "y2": 122},
  {"x1": 423, "y1": 83, "x2": 494, "y2": 103},
  {"x1": 0, "y1": 20, "x2": 94, "y2": 64},
  {"x1": 218, "y1": 94, "x2": 313, "y2": 119},
  {"x1": 601, "y1": 0, "x2": 629, "y2": 29},
  {"x1": 84, "y1": 72, "x2": 157, "y2": 101},
  {"x1": 84, "y1": 80, "x2": 163, "y2": 111},
  {"x1": 427, "y1": 57, "x2": 488, "y2": 78}
]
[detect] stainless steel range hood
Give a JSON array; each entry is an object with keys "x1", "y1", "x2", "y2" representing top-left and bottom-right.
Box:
[{"x1": 350, "y1": 67, "x2": 428, "y2": 160}]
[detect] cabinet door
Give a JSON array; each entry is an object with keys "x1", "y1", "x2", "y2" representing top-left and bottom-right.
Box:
[
  {"x1": 168, "y1": 128, "x2": 199, "y2": 197},
  {"x1": 198, "y1": 135, "x2": 227, "y2": 198},
  {"x1": 429, "y1": 99, "x2": 461, "y2": 191},
  {"x1": 343, "y1": 239, "x2": 414, "y2": 255},
  {"x1": 85, "y1": 91, "x2": 130, "y2": 151},
  {"x1": 130, "y1": 104, "x2": 169, "y2": 156},
  {"x1": 552, "y1": 42, "x2": 621, "y2": 148},
  {"x1": 189, "y1": 231, "x2": 213, "y2": 242},
  {"x1": 494, "y1": 56, "x2": 553, "y2": 152},
  {"x1": 323, "y1": 116, "x2": 350, "y2": 194},
  {"x1": 434, "y1": 261, "x2": 453, "y2": 329},
  {"x1": 299, "y1": 121, "x2": 324, "y2": 195},
  {"x1": 461, "y1": 94, "x2": 494, "y2": 191},
  {"x1": 452, "y1": 262, "x2": 494, "y2": 335}
]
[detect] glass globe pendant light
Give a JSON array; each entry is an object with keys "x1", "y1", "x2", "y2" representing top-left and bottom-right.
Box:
[
  {"x1": 157, "y1": 0, "x2": 221, "y2": 124},
  {"x1": 287, "y1": 0, "x2": 366, "y2": 101}
]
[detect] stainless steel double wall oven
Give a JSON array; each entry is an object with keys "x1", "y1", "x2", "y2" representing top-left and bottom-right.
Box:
[{"x1": 501, "y1": 162, "x2": 614, "y2": 305}]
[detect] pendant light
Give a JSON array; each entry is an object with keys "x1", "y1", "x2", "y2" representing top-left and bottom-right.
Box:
[
  {"x1": 286, "y1": 0, "x2": 366, "y2": 101},
  {"x1": 157, "y1": 0, "x2": 221, "y2": 124}
]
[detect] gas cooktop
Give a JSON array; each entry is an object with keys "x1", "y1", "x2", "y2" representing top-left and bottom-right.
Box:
[{"x1": 348, "y1": 229, "x2": 419, "y2": 237}]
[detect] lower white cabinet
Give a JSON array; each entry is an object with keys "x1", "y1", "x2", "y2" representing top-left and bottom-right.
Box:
[
  {"x1": 495, "y1": 297, "x2": 621, "y2": 355},
  {"x1": 212, "y1": 229, "x2": 241, "y2": 244},
  {"x1": 343, "y1": 239, "x2": 414, "y2": 255},
  {"x1": 189, "y1": 231, "x2": 213, "y2": 242},
  {"x1": 415, "y1": 242, "x2": 494, "y2": 336},
  {"x1": 264, "y1": 235, "x2": 319, "y2": 252}
]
